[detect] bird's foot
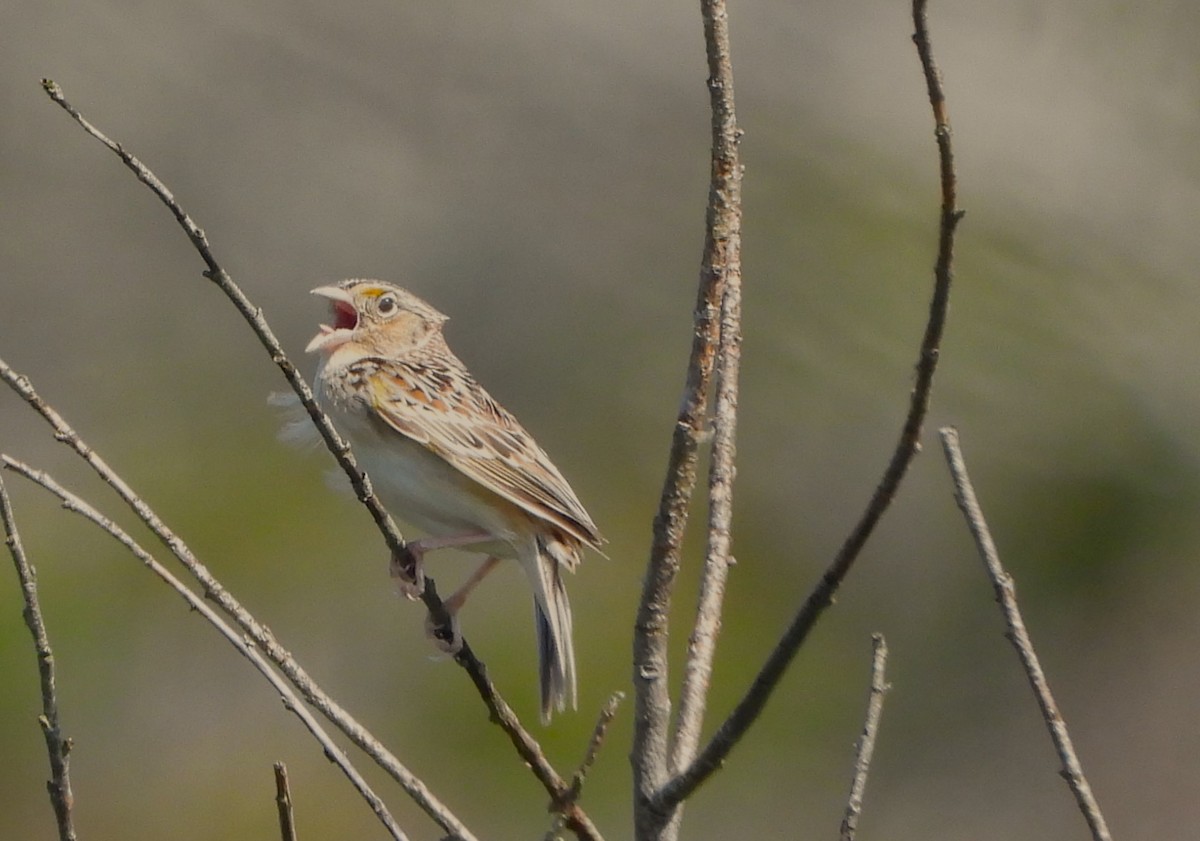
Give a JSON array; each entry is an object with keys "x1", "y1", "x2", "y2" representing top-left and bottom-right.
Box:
[
  {"x1": 424, "y1": 608, "x2": 463, "y2": 656},
  {"x1": 421, "y1": 556, "x2": 501, "y2": 658},
  {"x1": 389, "y1": 543, "x2": 426, "y2": 600}
]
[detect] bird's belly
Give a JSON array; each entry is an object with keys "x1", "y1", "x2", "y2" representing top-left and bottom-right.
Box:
[{"x1": 338, "y1": 410, "x2": 523, "y2": 558}]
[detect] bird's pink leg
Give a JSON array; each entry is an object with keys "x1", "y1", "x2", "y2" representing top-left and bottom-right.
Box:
[
  {"x1": 388, "y1": 531, "x2": 495, "y2": 600},
  {"x1": 425, "y1": 555, "x2": 503, "y2": 654}
]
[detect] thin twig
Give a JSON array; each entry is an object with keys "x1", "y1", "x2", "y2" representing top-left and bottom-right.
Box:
[
  {"x1": 545, "y1": 692, "x2": 625, "y2": 841},
  {"x1": 631, "y1": 0, "x2": 742, "y2": 833},
  {"x1": 274, "y1": 762, "x2": 299, "y2": 841},
  {"x1": 652, "y1": 0, "x2": 965, "y2": 811},
  {"x1": 572, "y1": 692, "x2": 625, "y2": 800},
  {"x1": 839, "y1": 634, "x2": 890, "y2": 841},
  {"x1": 0, "y1": 477, "x2": 77, "y2": 841},
  {"x1": 2, "y1": 457, "x2": 420, "y2": 841},
  {"x1": 938, "y1": 427, "x2": 1113, "y2": 841},
  {"x1": 39, "y1": 81, "x2": 598, "y2": 840}
]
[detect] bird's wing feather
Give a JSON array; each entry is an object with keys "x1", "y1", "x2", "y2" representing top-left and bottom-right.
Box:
[{"x1": 358, "y1": 356, "x2": 602, "y2": 547}]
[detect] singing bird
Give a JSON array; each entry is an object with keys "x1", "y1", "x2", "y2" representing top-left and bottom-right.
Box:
[{"x1": 305, "y1": 280, "x2": 602, "y2": 721}]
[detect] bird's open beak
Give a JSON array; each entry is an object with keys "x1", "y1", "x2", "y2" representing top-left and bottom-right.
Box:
[{"x1": 305, "y1": 286, "x2": 359, "y2": 354}]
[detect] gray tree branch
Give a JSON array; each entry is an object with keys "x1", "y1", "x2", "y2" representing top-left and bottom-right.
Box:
[
  {"x1": 938, "y1": 427, "x2": 1113, "y2": 841},
  {"x1": 0, "y1": 476, "x2": 77, "y2": 841},
  {"x1": 274, "y1": 762, "x2": 298, "y2": 841},
  {"x1": 631, "y1": 0, "x2": 742, "y2": 837},
  {"x1": 671, "y1": 0, "x2": 745, "y2": 787},
  {"x1": 839, "y1": 634, "x2": 891, "y2": 841}
]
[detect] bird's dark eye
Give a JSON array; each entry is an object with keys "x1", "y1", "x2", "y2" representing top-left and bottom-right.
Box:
[{"x1": 377, "y1": 295, "x2": 397, "y2": 316}]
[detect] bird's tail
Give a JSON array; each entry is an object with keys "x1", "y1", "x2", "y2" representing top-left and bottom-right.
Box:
[{"x1": 530, "y1": 534, "x2": 578, "y2": 723}]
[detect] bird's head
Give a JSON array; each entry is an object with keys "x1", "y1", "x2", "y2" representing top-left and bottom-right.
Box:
[{"x1": 306, "y1": 279, "x2": 448, "y2": 358}]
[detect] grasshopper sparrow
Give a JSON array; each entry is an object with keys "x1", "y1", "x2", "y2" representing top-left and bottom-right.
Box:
[{"x1": 305, "y1": 279, "x2": 602, "y2": 722}]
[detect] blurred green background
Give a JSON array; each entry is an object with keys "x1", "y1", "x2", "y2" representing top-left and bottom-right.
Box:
[{"x1": 3, "y1": 1, "x2": 1199, "y2": 839}]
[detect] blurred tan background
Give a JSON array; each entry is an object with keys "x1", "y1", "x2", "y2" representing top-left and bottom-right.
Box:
[{"x1": 3, "y1": 1, "x2": 1200, "y2": 838}]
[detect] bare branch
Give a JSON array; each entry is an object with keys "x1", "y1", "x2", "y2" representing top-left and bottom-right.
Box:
[
  {"x1": 452, "y1": 647, "x2": 606, "y2": 841},
  {"x1": 573, "y1": 692, "x2": 625, "y2": 800},
  {"x1": 37, "y1": 78, "x2": 413, "y2": 613},
  {"x1": 631, "y1": 0, "x2": 743, "y2": 833},
  {"x1": 652, "y1": 0, "x2": 964, "y2": 810},
  {"x1": 839, "y1": 634, "x2": 890, "y2": 841},
  {"x1": 274, "y1": 762, "x2": 299, "y2": 841},
  {"x1": 546, "y1": 692, "x2": 625, "y2": 841},
  {"x1": 0, "y1": 477, "x2": 77, "y2": 841},
  {"x1": 938, "y1": 428, "x2": 1113, "y2": 841},
  {"x1": 672, "y1": 142, "x2": 745, "y2": 772},
  {"x1": 2, "y1": 457, "x2": 423, "y2": 841},
  {"x1": 631, "y1": 216, "x2": 724, "y2": 807},
  {"x1": 39, "y1": 82, "x2": 598, "y2": 837}
]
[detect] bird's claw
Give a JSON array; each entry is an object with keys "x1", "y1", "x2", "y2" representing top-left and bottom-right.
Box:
[
  {"x1": 424, "y1": 609, "x2": 463, "y2": 656},
  {"x1": 389, "y1": 544, "x2": 425, "y2": 600}
]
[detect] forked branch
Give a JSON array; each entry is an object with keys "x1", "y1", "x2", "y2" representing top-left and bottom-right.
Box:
[
  {"x1": 652, "y1": 0, "x2": 965, "y2": 810},
  {"x1": 671, "y1": 0, "x2": 746, "y2": 778},
  {"x1": 631, "y1": 2, "x2": 743, "y2": 836}
]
